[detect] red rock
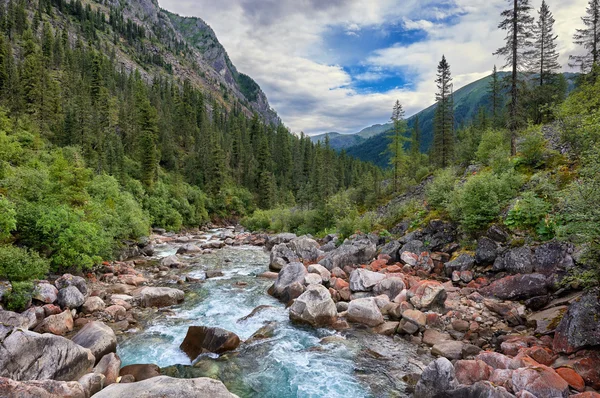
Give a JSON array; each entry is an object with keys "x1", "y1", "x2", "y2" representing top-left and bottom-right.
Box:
[
  {"x1": 34, "y1": 310, "x2": 73, "y2": 336},
  {"x1": 476, "y1": 351, "x2": 523, "y2": 370},
  {"x1": 385, "y1": 265, "x2": 403, "y2": 273},
  {"x1": 556, "y1": 368, "x2": 585, "y2": 392},
  {"x1": 43, "y1": 304, "x2": 62, "y2": 317},
  {"x1": 571, "y1": 393, "x2": 600, "y2": 398},
  {"x1": 370, "y1": 259, "x2": 388, "y2": 271},
  {"x1": 455, "y1": 360, "x2": 493, "y2": 385},
  {"x1": 489, "y1": 368, "x2": 514, "y2": 391},
  {"x1": 572, "y1": 353, "x2": 600, "y2": 390},
  {"x1": 332, "y1": 278, "x2": 349, "y2": 290},
  {"x1": 518, "y1": 346, "x2": 554, "y2": 366},
  {"x1": 426, "y1": 313, "x2": 442, "y2": 327},
  {"x1": 511, "y1": 365, "x2": 569, "y2": 398}
]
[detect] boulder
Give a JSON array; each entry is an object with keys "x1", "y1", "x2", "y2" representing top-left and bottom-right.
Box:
[
  {"x1": 423, "y1": 329, "x2": 451, "y2": 346},
  {"x1": 160, "y1": 255, "x2": 182, "y2": 268},
  {"x1": 33, "y1": 282, "x2": 59, "y2": 304},
  {"x1": 414, "y1": 357, "x2": 458, "y2": 398},
  {"x1": 454, "y1": 360, "x2": 493, "y2": 385},
  {"x1": 444, "y1": 254, "x2": 475, "y2": 276},
  {"x1": 402, "y1": 309, "x2": 427, "y2": 328},
  {"x1": 444, "y1": 381, "x2": 515, "y2": 398},
  {"x1": 93, "y1": 352, "x2": 121, "y2": 386},
  {"x1": 553, "y1": 289, "x2": 600, "y2": 354},
  {"x1": 494, "y1": 247, "x2": 534, "y2": 274},
  {"x1": 318, "y1": 238, "x2": 377, "y2": 270},
  {"x1": 92, "y1": 376, "x2": 238, "y2": 398},
  {"x1": 288, "y1": 236, "x2": 323, "y2": 262},
  {"x1": 409, "y1": 280, "x2": 447, "y2": 310},
  {"x1": 379, "y1": 240, "x2": 401, "y2": 263},
  {"x1": 57, "y1": 286, "x2": 85, "y2": 309},
  {"x1": 511, "y1": 365, "x2": 569, "y2": 398},
  {"x1": 556, "y1": 367, "x2": 585, "y2": 392},
  {"x1": 526, "y1": 305, "x2": 567, "y2": 335},
  {"x1": 432, "y1": 341, "x2": 465, "y2": 360},
  {"x1": 533, "y1": 241, "x2": 574, "y2": 275},
  {"x1": 271, "y1": 262, "x2": 307, "y2": 302},
  {"x1": 289, "y1": 284, "x2": 337, "y2": 327},
  {"x1": 400, "y1": 240, "x2": 424, "y2": 255},
  {"x1": 307, "y1": 264, "x2": 331, "y2": 283},
  {"x1": 475, "y1": 237, "x2": 499, "y2": 264},
  {"x1": 0, "y1": 310, "x2": 32, "y2": 339},
  {"x1": 55, "y1": 274, "x2": 88, "y2": 296},
  {"x1": 82, "y1": 296, "x2": 105, "y2": 314},
  {"x1": 265, "y1": 232, "x2": 297, "y2": 251},
  {"x1": 487, "y1": 225, "x2": 510, "y2": 243},
  {"x1": 373, "y1": 277, "x2": 405, "y2": 300},
  {"x1": 269, "y1": 243, "x2": 300, "y2": 272},
  {"x1": 349, "y1": 268, "x2": 385, "y2": 292},
  {"x1": 0, "y1": 329, "x2": 95, "y2": 381},
  {"x1": 34, "y1": 309, "x2": 73, "y2": 336},
  {"x1": 72, "y1": 321, "x2": 117, "y2": 363},
  {"x1": 179, "y1": 326, "x2": 240, "y2": 359},
  {"x1": 304, "y1": 273, "x2": 322, "y2": 285},
  {"x1": 119, "y1": 364, "x2": 161, "y2": 382},
  {"x1": 480, "y1": 274, "x2": 549, "y2": 301},
  {"x1": 134, "y1": 287, "x2": 184, "y2": 308},
  {"x1": 0, "y1": 377, "x2": 86, "y2": 398},
  {"x1": 347, "y1": 298, "x2": 384, "y2": 327},
  {"x1": 104, "y1": 304, "x2": 127, "y2": 321},
  {"x1": 78, "y1": 373, "x2": 105, "y2": 397},
  {"x1": 176, "y1": 244, "x2": 202, "y2": 254}
]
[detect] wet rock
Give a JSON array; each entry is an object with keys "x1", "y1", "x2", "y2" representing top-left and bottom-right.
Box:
[
  {"x1": 511, "y1": 365, "x2": 569, "y2": 398},
  {"x1": 454, "y1": 360, "x2": 493, "y2": 385},
  {"x1": 494, "y1": 247, "x2": 534, "y2": 274},
  {"x1": 476, "y1": 237, "x2": 499, "y2": 264},
  {"x1": 92, "y1": 376, "x2": 238, "y2": 398},
  {"x1": 265, "y1": 232, "x2": 297, "y2": 251},
  {"x1": 0, "y1": 377, "x2": 86, "y2": 398},
  {"x1": 480, "y1": 274, "x2": 549, "y2": 301},
  {"x1": 78, "y1": 373, "x2": 105, "y2": 397},
  {"x1": 445, "y1": 253, "x2": 475, "y2": 276},
  {"x1": 160, "y1": 255, "x2": 183, "y2": 268},
  {"x1": 288, "y1": 236, "x2": 323, "y2": 262},
  {"x1": 82, "y1": 296, "x2": 106, "y2": 314},
  {"x1": 57, "y1": 286, "x2": 85, "y2": 309},
  {"x1": 347, "y1": 298, "x2": 384, "y2": 326},
  {"x1": 55, "y1": 274, "x2": 88, "y2": 296},
  {"x1": 373, "y1": 277, "x2": 405, "y2": 300},
  {"x1": 380, "y1": 240, "x2": 401, "y2": 263},
  {"x1": 319, "y1": 238, "x2": 377, "y2": 271},
  {"x1": 34, "y1": 309, "x2": 73, "y2": 336},
  {"x1": 414, "y1": 357, "x2": 458, "y2": 398},
  {"x1": 409, "y1": 280, "x2": 447, "y2": 310},
  {"x1": 134, "y1": 287, "x2": 184, "y2": 308},
  {"x1": 177, "y1": 244, "x2": 202, "y2": 254},
  {"x1": 432, "y1": 341, "x2": 465, "y2": 360},
  {"x1": 93, "y1": 352, "x2": 121, "y2": 386},
  {"x1": 104, "y1": 304, "x2": 127, "y2": 321},
  {"x1": 180, "y1": 326, "x2": 241, "y2": 359},
  {"x1": 269, "y1": 243, "x2": 300, "y2": 272},
  {"x1": 349, "y1": 268, "x2": 386, "y2": 292},
  {"x1": 289, "y1": 284, "x2": 337, "y2": 327},
  {"x1": 72, "y1": 321, "x2": 117, "y2": 365},
  {"x1": 119, "y1": 364, "x2": 161, "y2": 382},
  {"x1": 307, "y1": 264, "x2": 331, "y2": 283},
  {"x1": 0, "y1": 329, "x2": 95, "y2": 381},
  {"x1": 271, "y1": 262, "x2": 307, "y2": 302},
  {"x1": 33, "y1": 282, "x2": 59, "y2": 304},
  {"x1": 553, "y1": 289, "x2": 600, "y2": 354}
]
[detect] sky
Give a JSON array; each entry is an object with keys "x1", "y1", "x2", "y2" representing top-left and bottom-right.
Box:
[{"x1": 159, "y1": 0, "x2": 589, "y2": 135}]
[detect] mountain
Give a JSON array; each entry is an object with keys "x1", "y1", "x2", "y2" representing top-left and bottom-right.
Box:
[{"x1": 310, "y1": 123, "x2": 391, "y2": 149}]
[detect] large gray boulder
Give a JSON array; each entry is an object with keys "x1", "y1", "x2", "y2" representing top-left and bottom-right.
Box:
[
  {"x1": 347, "y1": 298, "x2": 384, "y2": 327},
  {"x1": 319, "y1": 238, "x2": 376, "y2": 270},
  {"x1": 55, "y1": 274, "x2": 88, "y2": 297},
  {"x1": 493, "y1": 247, "x2": 534, "y2": 274},
  {"x1": 480, "y1": 274, "x2": 549, "y2": 301},
  {"x1": 265, "y1": 233, "x2": 297, "y2": 251},
  {"x1": 72, "y1": 321, "x2": 117, "y2": 364},
  {"x1": 414, "y1": 358, "x2": 458, "y2": 398},
  {"x1": 349, "y1": 268, "x2": 386, "y2": 292},
  {"x1": 0, "y1": 377, "x2": 86, "y2": 398},
  {"x1": 379, "y1": 240, "x2": 402, "y2": 263},
  {"x1": 0, "y1": 310, "x2": 31, "y2": 340},
  {"x1": 0, "y1": 329, "x2": 95, "y2": 381},
  {"x1": 289, "y1": 284, "x2": 337, "y2": 327},
  {"x1": 533, "y1": 241, "x2": 574, "y2": 275},
  {"x1": 134, "y1": 287, "x2": 184, "y2": 308},
  {"x1": 33, "y1": 282, "x2": 58, "y2": 304},
  {"x1": 57, "y1": 286, "x2": 85, "y2": 309},
  {"x1": 179, "y1": 326, "x2": 240, "y2": 360},
  {"x1": 444, "y1": 254, "x2": 475, "y2": 276},
  {"x1": 269, "y1": 243, "x2": 299, "y2": 272},
  {"x1": 92, "y1": 376, "x2": 238, "y2": 398},
  {"x1": 553, "y1": 288, "x2": 600, "y2": 354},
  {"x1": 271, "y1": 262, "x2": 307, "y2": 302},
  {"x1": 373, "y1": 277, "x2": 405, "y2": 300},
  {"x1": 475, "y1": 237, "x2": 499, "y2": 265},
  {"x1": 288, "y1": 236, "x2": 323, "y2": 262}
]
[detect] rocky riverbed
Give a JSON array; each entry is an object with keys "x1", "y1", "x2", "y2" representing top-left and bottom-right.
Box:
[{"x1": 1, "y1": 223, "x2": 600, "y2": 397}]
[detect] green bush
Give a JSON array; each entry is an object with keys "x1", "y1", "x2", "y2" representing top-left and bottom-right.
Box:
[
  {"x1": 518, "y1": 125, "x2": 550, "y2": 167},
  {"x1": 4, "y1": 281, "x2": 34, "y2": 312},
  {"x1": 336, "y1": 210, "x2": 376, "y2": 240},
  {"x1": 426, "y1": 168, "x2": 457, "y2": 211},
  {"x1": 241, "y1": 209, "x2": 272, "y2": 232},
  {"x1": 0, "y1": 196, "x2": 16, "y2": 240},
  {"x1": 505, "y1": 191, "x2": 552, "y2": 231},
  {"x1": 0, "y1": 245, "x2": 49, "y2": 282},
  {"x1": 476, "y1": 129, "x2": 511, "y2": 171}
]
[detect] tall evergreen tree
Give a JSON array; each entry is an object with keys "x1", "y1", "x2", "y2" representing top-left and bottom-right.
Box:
[
  {"x1": 432, "y1": 55, "x2": 454, "y2": 168},
  {"x1": 531, "y1": 0, "x2": 560, "y2": 86},
  {"x1": 387, "y1": 100, "x2": 408, "y2": 192},
  {"x1": 488, "y1": 65, "x2": 502, "y2": 127},
  {"x1": 410, "y1": 114, "x2": 421, "y2": 158},
  {"x1": 494, "y1": 0, "x2": 534, "y2": 155},
  {"x1": 570, "y1": 0, "x2": 600, "y2": 73}
]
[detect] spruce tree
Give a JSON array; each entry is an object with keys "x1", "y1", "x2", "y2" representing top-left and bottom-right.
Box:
[
  {"x1": 387, "y1": 100, "x2": 408, "y2": 192},
  {"x1": 488, "y1": 65, "x2": 501, "y2": 125},
  {"x1": 531, "y1": 1, "x2": 560, "y2": 86},
  {"x1": 494, "y1": 0, "x2": 534, "y2": 155},
  {"x1": 410, "y1": 114, "x2": 421, "y2": 158},
  {"x1": 432, "y1": 55, "x2": 454, "y2": 169},
  {"x1": 570, "y1": 0, "x2": 600, "y2": 73}
]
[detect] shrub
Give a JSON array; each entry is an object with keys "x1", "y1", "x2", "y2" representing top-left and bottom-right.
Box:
[
  {"x1": 505, "y1": 191, "x2": 552, "y2": 231},
  {"x1": 0, "y1": 245, "x2": 49, "y2": 282},
  {"x1": 426, "y1": 168, "x2": 457, "y2": 211},
  {"x1": 241, "y1": 209, "x2": 273, "y2": 232},
  {"x1": 4, "y1": 281, "x2": 34, "y2": 312},
  {"x1": 0, "y1": 196, "x2": 16, "y2": 240},
  {"x1": 476, "y1": 129, "x2": 510, "y2": 168},
  {"x1": 518, "y1": 125, "x2": 550, "y2": 167}
]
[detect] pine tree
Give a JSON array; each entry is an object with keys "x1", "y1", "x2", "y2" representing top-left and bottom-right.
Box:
[
  {"x1": 387, "y1": 100, "x2": 408, "y2": 192},
  {"x1": 432, "y1": 55, "x2": 454, "y2": 168},
  {"x1": 410, "y1": 114, "x2": 421, "y2": 158},
  {"x1": 570, "y1": 0, "x2": 600, "y2": 73},
  {"x1": 531, "y1": 1, "x2": 560, "y2": 86},
  {"x1": 488, "y1": 65, "x2": 502, "y2": 124},
  {"x1": 494, "y1": 0, "x2": 534, "y2": 155}
]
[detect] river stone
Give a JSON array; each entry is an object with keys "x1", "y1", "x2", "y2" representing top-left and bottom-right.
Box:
[
  {"x1": 93, "y1": 352, "x2": 121, "y2": 386},
  {"x1": 287, "y1": 236, "x2": 322, "y2": 262},
  {"x1": 480, "y1": 274, "x2": 549, "y2": 301},
  {"x1": 177, "y1": 244, "x2": 202, "y2": 254},
  {"x1": 119, "y1": 364, "x2": 161, "y2": 382},
  {"x1": 34, "y1": 309, "x2": 73, "y2": 336},
  {"x1": 432, "y1": 341, "x2": 465, "y2": 360},
  {"x1": 414, "y1": 357, "x2": 458, "y2": 398},
  {"x1": 271, "y1": 262, "x2": 307, "y2": 302},
  {"x1": 409, "y1": 280, "x2": 447, "y2": 310},
  {"x1": 289, "y1": 284, "x2": 337, "y2": 327},
  {"x1": 304, "y1": 273, "x2": 322, "y2": 285},
  {"x1": 57, "y1": 285, "x2": 85, "y2": 309},
  {"x1": 265, "y1": 232, "x2": 297, "y2": 251},
  {"x1": 93, "y1": 376, "x2": 238, "y2": 398},
  {"x1": 269, "y1": 243, "x2": 299, "y2": 272},
  {"x1": 444, "y1": 254, "x2": 475, "y2": 276},
  {"x1": 347, "y1": 298, "x2": 384, "y2": 327},
  {"x1": 82, "y1": 296, "x2": 106, "y2": 314},
  {"x1": 379, "y1": 240, "x2": 401, "y2": 263},
  {"x1": 72, "y1": 321, "x2": 117, "y2": 364},
  {"x1": 78, "y1": 373, "x2": 105, "y2": 397},
  {"x1": 160, "y1": 255, "x2": 183, "y2": 268},
  {"x1": 318, "y1": 238, "x2": 377, "y2": 271},
  {"x1": 0, "y1": 329, "x2": 95, "y2": 381},
  {"x1": 349, "y1": 268, "x2": 386, "y2": 292},
  {"x1": 307, "y1": 264, "x2": 331, "y2": 283},
  {"x1": 33, "y1": 282, "x2": 59, "y2": 304},
  {"x1": 0, "y1": 310, "x2": 31, "y2": 339},
  {"x1": 55, "y1": 274, "x2": 88, "y2": 296},
  {"x1": 134, "y1": 287, "x2": 184, "y2": 308},
  {"x1": 180, "y1": 326, "x2": 241, "y2": 359},
  {"x1": 0, "y1": 377, "x2": 87, "y2": 398},
  {"x1": 553, "y1": 288, "x2": 600, "y2": 354},
  {"x1": 475, "y1": 237, "x2": 499, "y2": 264},
  {"x1": 373, "y1": 277, "x2": 405, "y2": 300}
]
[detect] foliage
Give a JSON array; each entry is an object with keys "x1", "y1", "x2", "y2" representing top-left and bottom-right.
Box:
[
  {"x1": 505, "y1": 191, "x2": 553, "y2": 232},
  {"x1": 426, "y1": 168, "x2": 458, "y2": 211},
  {"x1": 4, "y1": 281, "x2": 34, "y2": 312},
  {"x1": 476, "y1": 129, "x2": 511, "y2": 170},
  {"x1": 0, "y1": 196, "x2": 16, "y2": 240},
  {"x1": 517, "y1": 125, "x2": 550, "y2": 167},
  {"x1": 0, "y1": 245, "x2": 49, "y2": 282}
]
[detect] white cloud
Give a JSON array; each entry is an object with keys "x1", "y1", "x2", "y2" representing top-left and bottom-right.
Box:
[{"x1": 159, "y1": 0, "x2": 589, "y2": 135}]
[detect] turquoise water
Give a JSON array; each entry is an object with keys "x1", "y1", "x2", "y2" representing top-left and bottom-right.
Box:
[{"x1": 117, "y1": 240, "x2": 417, "y2": 397}]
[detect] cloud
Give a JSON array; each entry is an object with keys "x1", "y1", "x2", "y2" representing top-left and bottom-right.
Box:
[{"x1": 159, "y1": 0, "x2": 589, "y2": 135}]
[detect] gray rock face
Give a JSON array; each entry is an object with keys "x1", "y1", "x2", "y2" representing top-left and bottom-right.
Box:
[
  {"x1": 269, "y1": 243, "x2": 299, "y2": 272},
  {"x1": 533, "y1": 241, "x2": 574, "y2": 275},
  {"x1": 307, "y1": 264, "x2": 331, "y2": 283},
  {"x1": 57, "y1": 285, "x2": 85, "y2": 309},
  {"x1": 347, "y1": 298, "x2": 384, "y2": 326},
  {"x1": 287, "y1": 236, "x2": 323, "y2": 262},
  {"x1": 265, "y1": 233, "x2": 297, "y2": 251},
  {"x1": 487, "y1": 225, "x2": 510, "y2": 243},
  {"x1": 444, "y1": 254, "x2": 475, "y2": 276},
  {"x1": 0, "y1": 329, "x2": 95, "y2": 381},
  {"x1": 134, "y1": 287, "x2": 184, "y2": 308},
  {"x1": 33, "y1": 282, "x2": 59, "y2": 304},
  {"x1": 271, "y1": 262, "x2": 307, "y2": 302},
  {"x1": 93, "y1": 376, "x2": 238, "y2": 398},
  {"x1": 0, "y1": 377, "x2": 86, "y2": 398},
  {"x1": 414, "y1": 358, "x2": 458, "y2": 398},
  {"x1": 180, "y1": 326, "x2": 240, "y2": 359},
  {"x1": 72, "y1": 321, "x2": 117, "y2": 364},
  {"x1": 318, "y1": 238, "x2": 376, "y2": 271},
  {"x1": 399, "y1": 240, "x2": 424, "y2": 255},
  {"x1": 553, "y1": 288, "x2": 600, "y2": 354},
  {"x1": 0, "y1": 310, "x2": 31, "y2": 340},
  {"x1": 493, "y1": 247, "x2": 533, "y2": 274},
  {"x1": 55, "y1": 274, "x2": 88, "y2": 296},
  {"x1": 475, "y1": 237, "x2": 499, "y2": 264},
  {"x1": 289, "y1": 284, "x2": 337, "y2": 327},
  {"x1": 349, "y1": 269, "x2": 386, "y2": 292},
  {"x1": 379, "y1": 240, "x2": 401, "y2": 263},
  {"x1": 373, "y1": 277, "x2": 405, "y2": 300}
]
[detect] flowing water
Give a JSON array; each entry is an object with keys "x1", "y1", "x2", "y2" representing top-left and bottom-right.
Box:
[{"x1": 118, "y1": 233, "x2": 425, "y2": 397}]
